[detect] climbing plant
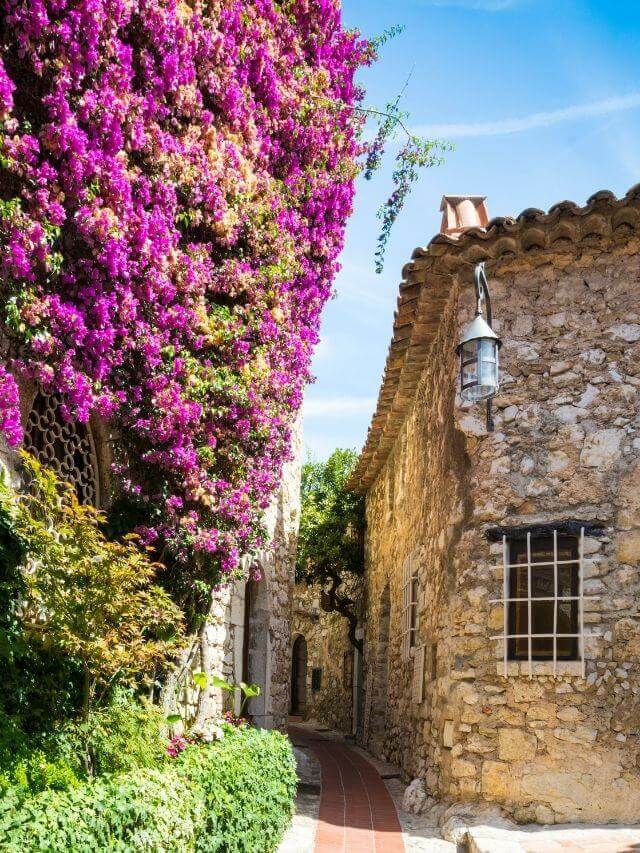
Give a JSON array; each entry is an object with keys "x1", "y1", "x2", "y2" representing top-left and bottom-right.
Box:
[{"x1": 0, "y1": 1, "x2": 446, "y2": 590}]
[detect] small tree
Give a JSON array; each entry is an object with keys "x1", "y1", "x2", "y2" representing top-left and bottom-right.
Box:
[
  {"x1": 296, "y1": 449, "x2": 365, "y2": 652},
  {"x1": 0, "y1": 452, "x2": 184, "y2": 716}
]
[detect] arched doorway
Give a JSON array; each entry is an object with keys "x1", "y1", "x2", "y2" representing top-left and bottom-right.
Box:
[
  {"x1": 240, "y1": 572, "x2": 272, "y2": 726},
  {"x1": 290, "y1": 635, "x2": 307, "y2": 716}
]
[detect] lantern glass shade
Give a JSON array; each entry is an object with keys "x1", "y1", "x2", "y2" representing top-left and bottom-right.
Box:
[{"x1": 460, "y1": 337, "x2": 500, "y2": 402}]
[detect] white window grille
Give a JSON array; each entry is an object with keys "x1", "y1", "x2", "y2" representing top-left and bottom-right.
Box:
[
  {"x1": 402, "y1": 552, "x2": 419, "y2": 660},
  {"x1": 23, "y1": 389, "x2": 100, "y2": 506},
  {"x1": 490, "y1": 527, "x2": 595, "y2": 678}
]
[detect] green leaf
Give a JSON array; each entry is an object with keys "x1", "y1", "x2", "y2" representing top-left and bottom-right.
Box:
[
  {"x1": 166, "y1": 714, "x2": 181, "y2": 725},
  {"x1": 211, "y1": 675, "x2": 233, "y2": 692},
  {"x1": 192, "y1": 671, "x2": 208, "y2": 690}
]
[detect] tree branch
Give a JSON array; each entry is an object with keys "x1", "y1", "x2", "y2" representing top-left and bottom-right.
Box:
[
  {"x1": 352, "y1": 106, "x2": 413, "y2": 139},
  {"x1": 321, "y1": 567, "x2": 362, "y2": 654}
]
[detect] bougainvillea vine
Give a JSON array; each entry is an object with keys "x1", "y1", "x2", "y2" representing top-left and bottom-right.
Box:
[
  {"x1": 0, "y1": 0, "x2": 446, "y2": 587},
  {"x1": 0, "y1": 0, "x2": 375, "y2": 581}
]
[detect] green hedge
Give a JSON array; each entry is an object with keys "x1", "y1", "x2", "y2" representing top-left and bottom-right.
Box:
[{"x1": 0, "y1": 727, "x2": 297, "y2": 852}]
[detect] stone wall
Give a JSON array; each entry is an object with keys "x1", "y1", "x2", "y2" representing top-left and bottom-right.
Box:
[
  {"x1": 356, "y1": 201, "x2": 640, "y2": 824},
  {"x1": 292, "y1": 582, "x2": 357, "y2": 733}
]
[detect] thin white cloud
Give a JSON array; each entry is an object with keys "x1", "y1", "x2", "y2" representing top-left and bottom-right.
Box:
[
  {"x1": 303, "y1": 397, "x2": 376, "y2": 418},
  {"x1": 423, "y1": 0, "x2": 521, "y2": 8},
  {"x1": 414, "y1": 92, "x2": 640, "y2": 139}
]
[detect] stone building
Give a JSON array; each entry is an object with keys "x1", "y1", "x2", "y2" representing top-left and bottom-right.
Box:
[
  {"x1": 0, "y1": 377, "x2": 301, "y2": 732},
  {"x1": 348, "y1": 186, "x2": 640, "y2": 824},
  {"x1": 290, "y1": 581, "x2": 362, "y2": 734}
]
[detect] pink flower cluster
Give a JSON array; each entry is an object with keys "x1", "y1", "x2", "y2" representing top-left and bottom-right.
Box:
[
  {"x1": 167, "y1": 734, "x2": 194, "y2": 758},
  {"x1": 0, "y1": 0, "x2": 370, "y2": 578}
]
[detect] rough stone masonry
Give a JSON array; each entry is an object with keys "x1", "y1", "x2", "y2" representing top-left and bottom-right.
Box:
[{"x1": 348, "y1": 187, "x2": 640, "y2": 824}]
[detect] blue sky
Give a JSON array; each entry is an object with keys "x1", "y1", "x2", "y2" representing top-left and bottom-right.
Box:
[{"x1": 302, "y1": 0, "x2": 640, "y2": 460}]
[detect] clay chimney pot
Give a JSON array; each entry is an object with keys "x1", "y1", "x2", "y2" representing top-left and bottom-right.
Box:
[{"x1": 440, "y1": 195, "x2": 489, "y2": 237}]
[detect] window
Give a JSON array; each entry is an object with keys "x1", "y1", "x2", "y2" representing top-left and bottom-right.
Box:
[
  {"x1": 24, "y1": 389, "x2": 99, "y2": 506},
  {"x1": 311, "y1": 667, "x2": 322, "y2": 692},
  {"x1": 491, "y1": 528, "x2": 586, "y2": 677},
  {"x1": 402, "y1": 552, "x2": 419, "y2": 660}
]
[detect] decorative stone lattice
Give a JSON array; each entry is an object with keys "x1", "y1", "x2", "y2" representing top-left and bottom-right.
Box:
[{"x1": 24, "y1": 390, "x2": 99, "y2": 506}]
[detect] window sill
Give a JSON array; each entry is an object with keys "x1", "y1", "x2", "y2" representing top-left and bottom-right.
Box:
[{"x1": 496, "y1": 660, "x2": 583, "y2": 677}]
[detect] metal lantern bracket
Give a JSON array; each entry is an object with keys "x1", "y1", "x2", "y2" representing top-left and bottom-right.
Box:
[
  {"x1": 476, "y1": 263, "x2": 495, "y2": 432},
  {"x1": 475, "y1": 262, "x2": 492, "y2": 326},
  {"x1": 457, "y1": 262, "x2": 502, "y2": 431}
]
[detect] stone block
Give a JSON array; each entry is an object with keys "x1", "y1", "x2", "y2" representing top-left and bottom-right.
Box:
[
  {"x1": 607, "y1": 323, "x2": 640, "y2": 342},
  {"x1": 617, "y1": 530, "x2": 640, "y2": 565},
  {"x1": 535, "y1": 804, "x2": 556, "y2": 824},
  {"x1": 526, "y1": 704, "x2": 557, "y2": 724},
  {"x1": 481, "y1": 761, "x2": 512, "y2": 801},
  {"x1": 618, "y1": 462, "x2": 640, "y2": 527},
  {"x1": 491, "y1": 707, "x2": 526, "y2": 727},
  {"x1": 552, "y1": 726, "x2": 598, "y2": 744},
  {"x1": 521, "y1": 769, "x2": 592, "y2": 810},
  {"x1": 451, "y1": 758, "x2": 476, "y2": 778},
  {"x1": 556, "y1": 706, "x2": 582, "y2": 723},
  {"x1": 580, "y1": 428, "x2": 623, "y2": 468},
  {"x1": 401, "y1": 778, "x2": 430, "y2": 814},
  {"x1": 465, "y1": 734, "x2": 495, "y2": 754},
  {"x1": 511, "y1": 681, "x2": 544, "y2": 703},
  {"x1": 498, "y1": 728, "x2": 537, "y2": 762}
]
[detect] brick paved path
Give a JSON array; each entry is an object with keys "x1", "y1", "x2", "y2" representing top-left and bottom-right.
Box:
[{"x1": 290, "y1": 726, "x2": 405, "y2": 853}]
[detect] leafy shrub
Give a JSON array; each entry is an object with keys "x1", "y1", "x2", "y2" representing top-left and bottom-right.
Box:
[
  {"x1": 0, "y1": 711, "x2": 80, "y2": 796},
  {"x1": 0, "y1": 727, "x2": 297, "y2": 852},
  {"x1": 6, "y1": 751, "x2": 80, "y2": 795},
  {"x1": 63, "y1": 689, "x2": 169, "y2": 777},
  {"x1": 0, "y1": 454, "x2": 184, "y2": 714},
  {"x1": 0, "y1": 512, "x2": 83, "y2": 731},
  {"x1": 0, "y1": 692, "x2": 167, "y2": 795}
]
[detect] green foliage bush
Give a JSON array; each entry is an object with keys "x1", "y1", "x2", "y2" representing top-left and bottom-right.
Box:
[
  {"x1": 0, "y1": 710, "x2": 81, "y2": 796},
  {"x1": 5, "y1": 750, "x2": 81, "y2": 796},
  {"x1": 0, "y1": 513, "x2": 83, "y2": 732},
  {"x1": 0, "y1": 727, "x2": 297, "y2": 852},
  {"x1": 62, "y1": 689, "x2": 169, "y2": 777}
]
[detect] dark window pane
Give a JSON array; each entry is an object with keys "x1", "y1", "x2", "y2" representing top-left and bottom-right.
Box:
[
  {"x1": 531, "y1": 537, "x2": 555, "y2": 564},
  {"x1": 558, "y1": 563, "x2": 579, "y2": 598},
  {"x1": 557, "y1": 636, "x2": 579, "y2": 659},
  {"x1": 532, "y1": 600, "x2": 554, "y2": 635},
  {"x1": 509, "y1": 540, "x2": 528, "y2": 566},
  {"x1": 556, "y1": 600, "x2": 578, "y2": 634},
  {"x1": 531, "y1": 566, "x2": 554, "y2": 598},
  {"x1": 532, "y1": 637, "x2": 554, "y2": 658},
  {"x1": 556, "y1": 536, "x2": 579, "y2": 562},
  {"x1": 508, "y1": 600, "x2": 528, "y2": 637},
  {"x1": 509, "y1": 565, "x2": 528, "y2": 598},
  {"x1": 508, "y1": 635, "x2": 530, "y2": 660}
]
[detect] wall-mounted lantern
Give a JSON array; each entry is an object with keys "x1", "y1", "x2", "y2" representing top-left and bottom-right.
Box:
[{"x1": 457, "y1": 262, "x2": 501, "y2": 428}]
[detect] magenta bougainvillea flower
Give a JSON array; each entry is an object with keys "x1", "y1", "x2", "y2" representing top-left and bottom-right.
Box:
[{"x1": 0, "y1": 0, "x2": 371, "y2": 579}]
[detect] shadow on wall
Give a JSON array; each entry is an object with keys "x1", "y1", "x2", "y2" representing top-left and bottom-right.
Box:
[{"x1": 367, "y1": 582, "x2": 390, "y2": 759}]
